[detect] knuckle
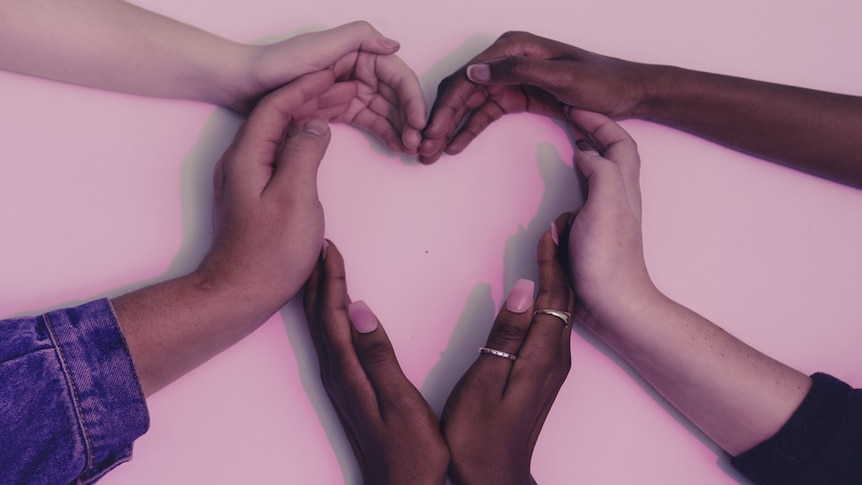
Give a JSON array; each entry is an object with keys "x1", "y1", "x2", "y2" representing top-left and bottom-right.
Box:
[
  {"x1": 503, "y1": 56, "x2": 531, "y2": 78},
  {"x1": 528, "y1": 347, "x2": 560, "y2": 374},
  {"x1": 466, "y1": 368, "x2": 506, "y2": 392},
  {"x1": 536, "y1": 286, "x2": 570, "y2": 309},
  {"x1": 435, "y1": 73, "x2": 460, "y2": 94},
  {"x1": 554, "y1": 69, "x2": 578, "y2": 90},
  {"x1": 349, "y1": 20, "x2": 373, "y2": 32},
  {"x1": 359, "y1": 340, "x2": 395, "y2": 365},
  {"x1": 499, "y1": 30, "x2": 531, "y2": 42},
  {"x1": 488, "y1": 322, "x2": 527, "y2": 345}
]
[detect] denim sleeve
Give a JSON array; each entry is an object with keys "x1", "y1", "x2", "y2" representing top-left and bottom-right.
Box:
[
  {"x1": 0, "y1": 299, "x2": 149, "y2": 485},
  {"x1": 731, "y1": 372, "x2": 862, "y2": 484}
]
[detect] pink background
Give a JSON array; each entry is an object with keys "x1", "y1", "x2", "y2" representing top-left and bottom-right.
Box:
[{"x1": 2, "y1": 0, "x2": 862, "y2": 483}]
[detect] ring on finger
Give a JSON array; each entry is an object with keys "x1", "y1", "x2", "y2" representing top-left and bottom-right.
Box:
[
  {"x1": 478, "y1": 346, "x2": 517, "y2": 361},
  {"x1": 533, "y1": 309, "x2": 570, "y2": 328}
]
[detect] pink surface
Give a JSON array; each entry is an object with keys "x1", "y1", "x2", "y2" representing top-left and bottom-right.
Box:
[{"x1": 2, "y1": 0, "x2": 862, "y2": 483}]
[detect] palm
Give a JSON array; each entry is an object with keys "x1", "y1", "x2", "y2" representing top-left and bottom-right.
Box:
[{"x1": 330, "y1": 51, "x2": 425, "y2": 153}]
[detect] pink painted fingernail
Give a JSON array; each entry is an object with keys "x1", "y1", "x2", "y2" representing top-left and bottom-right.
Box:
[
  {"x1": 466, "y1": 64, "x2": 490, "y2": 82},
  {"x1": 348, "y1": 301, "x2": 378, "y2": 334},
  {"x1": 550, "y1": 222, "x2": 559, "y2": 246},
  {"x1": 505, "y1": 279, "x2": 535, "y2": 313},
  {"x1": 381, "y1": 37, "x2": 400, "y2": 50},
  {"x1": 321, "y1": 240, "x2": 329, "y2": 260}
]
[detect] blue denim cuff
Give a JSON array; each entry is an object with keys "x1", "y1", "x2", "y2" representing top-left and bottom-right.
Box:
[{"x1": 0, "y1": 299, "x2": 149, "y2": 484}]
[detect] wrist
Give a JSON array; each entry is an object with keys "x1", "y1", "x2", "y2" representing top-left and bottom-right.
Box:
[
  {"x1": 576, "y1": 281, "x2": 666, "y2": 341},
  {"x1": 205, "y1": 42, "x2": 261, "y2": 110},
  {"x1": 448, "y1": 460, "x2": 532, "y2": 485},
  {"x1": 191, "y1": 260, "x2": 288, "y2": 321},
  {"x1": 629, "y1": 64, "x2": 683, "y2": 121}
]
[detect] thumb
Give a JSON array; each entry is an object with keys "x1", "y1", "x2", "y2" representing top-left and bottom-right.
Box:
[
  {"x1": 307, "y1": 21, "x2": 400, "y2": 63},
  {"x1": 466, "y1": 56, "x2": 568, "y2": 94},
  {"x1": 268, "y1": 119, "x2": 331, "y2": 202}
]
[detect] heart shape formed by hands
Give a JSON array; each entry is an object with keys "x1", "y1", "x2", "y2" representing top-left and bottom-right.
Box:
[{"x1": 272, "y1": 28, "x2": 650, "y2": 485}]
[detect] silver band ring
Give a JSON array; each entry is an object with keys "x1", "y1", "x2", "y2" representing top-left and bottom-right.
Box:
[
  {"x1": 478, "y1": 346, "x2": 517, "y2": 361},
  {"x1": 533, "y1": 309, "x2": 571, "y2": 328}
]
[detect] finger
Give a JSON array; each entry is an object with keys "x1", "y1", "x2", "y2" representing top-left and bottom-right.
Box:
[
  {"x1": 289, "y1": 81, "x2": 359, "y2": 126},
  {"x1": 573, "y1": 140, "x2": 627, "y2": 212},
  {"x1": 466, "y1": 56, "x2": 572, "y2": 97},
  {"x1": 301, "y1": 21, "x2": 400, "y2": 68},
  {"x1": 266, "y1": 119, "x2": 331, "y2": 204},
  {"x1": 345, "y1": 103, "x2": 405, "y2": 153},
  {"x1": 508, "y1": 230, "x2": 574, "y2": 398},
  {"x1": 444, "y1": 99, "x2": 506, "y2": 155},
  {"x1": 375, "y1": 54, "x2": 427, "y2": 132},
  {"x1": 303, "y1": 241, "x2": 330, "y2": 372},
  {"x1": 222, "y1": 70, "x2": 336, "y2": 197},
  {"x1": 360, "y1": 93, "x2": 418, "y2": 154},
  {"x1": 420, "y1": 30, "x2": 570, "y2": 164},
  {"x1": 347, "y1": 301, "x2": 422, "y2": 418},
  {"x1": 551, "y1": 212, "x2": 576, "y2": 288},
  {"x1": 419, "y1": 73, "x2": 479, "y2": 164},
  {"x1": 470, "y1": 279, "x2": 536, "y2": 396},
  {"x1": 569, "y1": 110, "x2": 642, "y2": 217},
  {"x1": 313, "y1": 241, "x2": 382, "y2": 422}
]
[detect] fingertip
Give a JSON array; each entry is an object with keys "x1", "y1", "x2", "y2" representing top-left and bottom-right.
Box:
[
  {"x1": 408, "y1": 111, "x2": 428, "y2": 132},
  {"x1": 380, "y1": 37, "x2": 400, "y2": 51},
  {"x1": 418, "y1": 152, "x2": 442, "y2": 165},
  {"x1": 401, "y1": 129, "x2": 422, "y2": 152},
  {"x1": 444, "y1": 138, "x2": 468, "y2": 155},
  {"x1": 554, "y1": 211, "x2": 572, "y2": 230},
  {"x1": 422, "y1": 121, "x2": 447, "y2": 139},
  {"x1": 304, "y1": 118, "x2": 331, "y2": 137},
  {"x1": 417, "y1": 140, "x2": 444, "y2": 164},
  {"x1": 322, "y1": 239, "x2": 344, "y2": 271},
  {"x1": 321, "y1": 239, "x2": 330, "y2": 261},
  {"x1": 466, "y1": 63, "x2": 490, "y2": 83},
  {"x1": 537, "y1": 230, "x2": 559, "y2": 265},
  {"x1": 348, "y1": 300, "x2": 379, "y2": 333},
  {"x1": 505, "y1": 279, "x2": 535, "y2": 314}
]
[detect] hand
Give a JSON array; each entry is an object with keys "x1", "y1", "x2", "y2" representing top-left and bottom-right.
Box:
[
  {"x1": 197, "y1": 70, "x2": 341, "y2": 321},
  {"x1": 232, "y1": 21, "x2": 426, "y2": 154},
  {"x1": 303, "y1": 241, "x2": 449, "y2": 485},
  {"x1": 441, "y1": 229, "x2": 573, "y2": 485},
  {"x1": 564, "y1": 109, "x2": 656, "y2": 331},
  {"x1": 419, "y1": 31, "x2": 656, "y2": 164}
]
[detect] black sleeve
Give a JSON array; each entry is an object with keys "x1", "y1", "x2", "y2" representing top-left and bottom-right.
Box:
[{"x1": 731, "y1": 372, "x2": 862, "y2": 484}]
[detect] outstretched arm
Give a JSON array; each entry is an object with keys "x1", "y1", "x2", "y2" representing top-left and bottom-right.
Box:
[
  {"x1": 564, "y1": 109, "x2": 811, "y2": 456},
  {"x1": 111, "y1": 71, "x2": 338, "y2": 396},
  {"x1": 0, "y1": 1, "x2": 425, "y2": 151},
  {"x1": 424, "y1": 31, "x2": 862, "y2": 188}
]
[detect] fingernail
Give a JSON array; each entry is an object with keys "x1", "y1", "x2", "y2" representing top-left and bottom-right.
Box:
[
  {"x1": 304, "y1": 119, "x2": 329, "y2": 137},
  {"x1": 550, "y1": 222, "x2": 559, "y2": 246},
  {"x1": 348, "y1": 300, "x2": 378, "y2": 333},
  {"x1": 466, "y1": 64, "x2": 490, "y2": 83},
  {"x1": 381, "y1": 37, "x2": 400, "y2": 50},
  {"x1": 576, "y1": 139, "x2": 598, "y2": 153},
  {"x1": 505, "y1": 279, "x2": 535, "y2": 313},
  {"x1": 321, "y1": 239, "x2": 329, "y2": 260}
]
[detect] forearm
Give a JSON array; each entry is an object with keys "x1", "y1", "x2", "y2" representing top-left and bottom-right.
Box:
[
  {"x1": 111, "y1": 270, "x2": 283, "y2": 396},
  {"x1": 0, "y1": 0, "x2": 254, "y2": 104},
  {"x1": 640, "y1": 65, "x2": 862, "y2": 188},
  {"x1": 586, "y1": 287, "x2": 812, "y2": 456}
]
